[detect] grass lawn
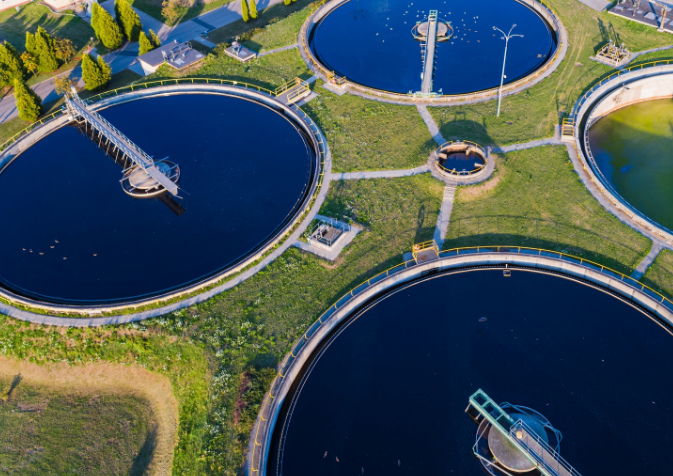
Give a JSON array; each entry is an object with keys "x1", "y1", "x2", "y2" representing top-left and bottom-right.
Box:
[
  {"x1": 302, "y1": 81, "x2": 436, "y2": 172},
  {"x1": 429, "y1": 0, "x2": 673, "y2": 147},
  {"x1": 0, "y1": 3, "x2": 94, "y2": 53},
  {"x1": 0, "y1": 378, "x2": 154, "y2": 475},
  {"x1": 443, "y1": 146, "x2": 652, "y2": 274},
  {"x1": 192, "y1": 174, "x2": 444, "y2": 473},
  {"x1": 641, "y1": 249, "x2": 673, "y2": 300},
  {"x1": 0, "y1": 318, "x2": 211, "y2": 476},
  {"x1": 126, "y1": 0, "x2": 234, "y2": 26},
  {"x1": 0, "y1": 117, "x2": 30, "y2": 146},
  {"x1": 208, "y1": 0, "x2": 316, "y2": 45},
  {"x1": 146, "y1": 47, "x2": 312, "y2": 91}
]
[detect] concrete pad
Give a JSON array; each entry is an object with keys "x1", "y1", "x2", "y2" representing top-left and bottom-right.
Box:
[
  {"x1": 321, "y1": 82, "x2": 348, "y2": 96},
  {"x1": 576, "y1": 0, "x2": 610, "y2": 12},
  {"x1": 293, "y1": 215, "x2": 361, "y2": 261}
]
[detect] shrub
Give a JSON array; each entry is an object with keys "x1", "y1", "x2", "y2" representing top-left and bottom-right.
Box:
[
  {"x1": 20, "y1": 52, "x2": 38, "y2": 76},
  {"x1": 115, "y1": 0, "x2": 143, "y2": 41},
  {"x1": 81, "y1": 54, "x2": 111, "y2": 90},
  {"x1": 0, "y1": 41, "x2": 26, "y2": 86},
  {"x1": 54, "y1": 37, "x2": 75, "y2": 63},
  {"x1": 13, "y1": 79, "x2": 42, "y2": 122},
  {"x1": 92, "y1": 3, "x2": 124, "y2": 49}
]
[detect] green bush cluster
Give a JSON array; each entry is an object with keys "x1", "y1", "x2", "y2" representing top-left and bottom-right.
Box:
[
  {"x1": 0, "y1": 41, "x2": 26, "y2": 87},
  {"x1": 139, "y1": 29, "x2": 161, "y2": 55},
  {"x1": 92, "y1": 2, "x2": 124, "y2": 50},
  {"x1": 13, "y1": 78, "x2": 42, "y2": 122},
  {"x1": 81, "y1": 53, "x2": 112, "y2": 90},
  {"x1": 115, "y1": 0, "x2": 143, "y2": 41},
  {"x1": 25, "y1": 27, "x2": 59, "y2": 73}
]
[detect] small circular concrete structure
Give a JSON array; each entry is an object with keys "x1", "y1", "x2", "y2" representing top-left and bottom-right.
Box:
[
  {"x1": 435, "y1": 140, "x2": 488, "y2": 178},
  {"x1": 122, "y1": 161, "x2": 181, "y2": 198},
  {"x1": 412, "y1": 20, "x2": 453, "y2": 41},
  {"x1": 571, "y1": 63, "x2": 673, "y2": 246}
]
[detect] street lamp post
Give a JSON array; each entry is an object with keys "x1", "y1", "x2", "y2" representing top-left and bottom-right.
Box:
[{"x1": 493, "y1": 24, "x2": 523, "y2": 117}]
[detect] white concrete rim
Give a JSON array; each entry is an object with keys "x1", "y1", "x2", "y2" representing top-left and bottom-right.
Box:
[
  {"x1": 0, "y1": 84, "x2": 331, "y2": 319},
  {"x1": 250, "y1": 250, "x2": 673, "y2": 475},
  {"x1": 573, "y1": 66, "x2": 673, "y2": 247}
]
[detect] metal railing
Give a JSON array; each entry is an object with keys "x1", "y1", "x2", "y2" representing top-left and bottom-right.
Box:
[
  {"x1": 510, "y1": 419, "x2": 582, "y2": 476},
  {"x1": 436, "y1": 140, "x2": 488, "y2": 176},
  {"x1": 566, "y1": 58, "x2": 673, "y2": 122},
  {"x1": 249, "y1": 245, "x2": 673, "y2": 474},
  {"x1": 0, "y1": 78, "x2": 281, "y2": 156},
  {"x1": 299, "y1": 0, "x2": 565, "y2": 102}
]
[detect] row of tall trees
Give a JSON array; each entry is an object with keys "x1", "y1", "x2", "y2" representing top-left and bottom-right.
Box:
[
  {"x1": 241, "y1": 0, "x2": 258, "y2": 22},
  {"x1": 91, "y1": 0, "x2": 143, "y2": 49},
  {"x1": 139, "y1": 29, "x2": 161, "y2": 55}
]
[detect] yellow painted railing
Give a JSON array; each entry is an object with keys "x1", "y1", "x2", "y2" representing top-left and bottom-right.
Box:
[
  {"x1": 249, "y1": 244, "x2": 673, "y2": 474},
  {"x1": 436, "y1": 140, "x2": 488, "y2": 176}
]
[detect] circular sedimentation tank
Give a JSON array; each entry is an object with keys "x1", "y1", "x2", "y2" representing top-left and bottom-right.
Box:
[
  {"x1": 588, "y1": 98, "x2": 673, "y2": 232},
  {"x1": 0, "y1": 91, "x2": 320, "y2": 305},
  {"x1": 267, "y1": 268, "x2": 673, "y2": 475},
  {"x1": 307, "y1": 0, "x2": 558, "y2": 95}
]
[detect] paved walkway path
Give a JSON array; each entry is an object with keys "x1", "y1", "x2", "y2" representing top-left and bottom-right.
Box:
[
  {"x1": 492, "y1": 126, "x2": 562, "y2": 153},
  {"x1": 331, "y1": 164, "x2": 430, "y2": 180},
  {"x1": 258, "y1": 43, "x2": 298, "y2": 57},
  {"x1": 577, "y1": 0, "x2": 610, "y2": 12},
  {"x1": 416, "y1": 105, "x2": 445, "y2": 145},
  {"x1": 627, "y1": 43, "x2": 673, "y2": 64},
  {"x1": 632, "y1": 241, "x2": 664, "y2": 280},
  {"x1": 433, "y1": 182, "x2": 457, "y2": 249}
]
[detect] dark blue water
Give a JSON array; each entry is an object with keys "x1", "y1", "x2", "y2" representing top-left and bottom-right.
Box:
[
  {"x1": 311, "y1": 0, "x2": 555, "y2": 94},
  {"x1": 272, "y1": 270, "x2": 673, "y2": 475},
  {"x1": 0, "y1": 94, "x2": 315, "y2": 303}
]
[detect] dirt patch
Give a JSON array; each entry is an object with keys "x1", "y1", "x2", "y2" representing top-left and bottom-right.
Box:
[
  {"x1": 233, "y1": 372, "x2": 251, "y2": 427},
  {"x1": 458, "y1": 156, "x2": 505, "y2": 201},
  {"x1": 0, "y1": 356, "x2": 179, "y2": 476}
]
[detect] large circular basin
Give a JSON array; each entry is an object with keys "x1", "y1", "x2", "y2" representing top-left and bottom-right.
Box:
[
  {"x1": 0, "y1": 93, "x2": 317, "y2": 304},
  {"x1": 309, "y1": 0, "x2": 556, "y2": 94},
  {"x1": 270, "y1": 269, "x2": 673, "y2": 475}
]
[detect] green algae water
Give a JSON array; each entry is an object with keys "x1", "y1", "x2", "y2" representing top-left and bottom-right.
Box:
[{"x1": 589, "y1": 99, "x2": 673, "y2": 231}]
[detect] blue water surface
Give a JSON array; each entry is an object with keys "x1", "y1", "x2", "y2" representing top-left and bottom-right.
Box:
[
  {"x1": 0, "y1": 94, "x2": 314, "y2": 303},
  {"x1": 310, "y1": 0, "x2": 555, "y2": 94},
  {"x1": 272, "y1": 270, "x2": 673, "y2": 475}
]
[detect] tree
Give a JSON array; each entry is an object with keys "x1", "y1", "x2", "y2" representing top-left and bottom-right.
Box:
[
  {"x1": 97, "y1": 55, "x2": 111, "y2": 86},
  {"x1": 54, "y1": 37, "x2": 75, "y2": 64},
  {"x1": 0, "y1": 41, "x2": 26, "y2": 86},
  {"x1": 241, "y1": 0, "x2": 249, "y2": 22},
  {"x1": 13, "y1": 79, "x2": 42, "y2": 122},
  {"x1": 92, "y1": 3, "x2": 123, "y2": 49},
  {"x1": 54, "y1": 75, "x2": 78, "y2": 96},
  {"x1": 25, "y1": 31, "x2": 36, "y2": 55},
  {"x1": 20, "y1": 52, "x2": 38, "y2": 76},
  {"x1": 115, "y1": 0, "x2": 143, "y2": 41},
  {"x1": 139, "y1": 31, "x2": 154, "y2": 55},
  {"x1": 249, "y1": 0, "x2": 258, "y2": 19},
  {"x1": 283, "y1": 0, "x2": 291, "y2": 5},
  {"x1": 34, "y1": 27, "x2": 59, "y2": 72},
  {"x1": 81, "y1": 54, "x2": 111, "y2": 90},
  {"x1": 149, "y1": 29, "x2": 161, "y2": 48},
  {"x1": 161, "y1": 0, "x2": 179, "y2": 24}
]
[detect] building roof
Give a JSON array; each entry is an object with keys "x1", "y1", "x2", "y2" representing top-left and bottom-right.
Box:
[{"x1": 138, "y1": 40, "x2": 205, "y2": 69}]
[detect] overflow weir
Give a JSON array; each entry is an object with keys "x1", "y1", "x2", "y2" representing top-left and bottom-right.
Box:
[{"x1": 64, "y1": 92, "x2": 180, "y2": 197}]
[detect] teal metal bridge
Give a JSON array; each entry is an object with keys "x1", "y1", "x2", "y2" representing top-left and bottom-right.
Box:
[{"x1": 466, "y1": 389, "x2": 582, "y2": 476}]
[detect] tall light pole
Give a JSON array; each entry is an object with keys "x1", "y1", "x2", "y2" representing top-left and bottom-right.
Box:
[{"x1": 493, "y1": 24, "x2": 523, "y2": 117}]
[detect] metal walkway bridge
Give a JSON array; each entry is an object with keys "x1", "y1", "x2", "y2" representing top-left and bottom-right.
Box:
[
  {"x1": 420, "y1": 10, "x2": 439, "y2": 94},
  {"x1": 467, "y1": 389, "x2": 582, "y2": 476},
  {"x1": 64, "y1": 93, "x2": 179, "y2": 196}
]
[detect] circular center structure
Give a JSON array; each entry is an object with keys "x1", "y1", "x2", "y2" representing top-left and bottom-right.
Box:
[
  {"x1": 269, "y1": 269, "x2": 673, "y2": 475},
  {"x1": 308, "y1": 0, "x2": 557, "y2": 95},
  {"x1": 0, "y1": 92, "x2": 318, "y2": 305},
  {"x1": 588, "y1": 98, "x2": 673, "y2": 232},
  {"x1": 437, "y1": 141, "x2": 486, "y2": 175}
]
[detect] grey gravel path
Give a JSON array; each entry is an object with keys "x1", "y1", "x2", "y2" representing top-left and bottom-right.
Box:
[
  {"x1": 258, "y1": 44, "x2": 299, "y2": 57},
  {"x1": 632, "y1": 241, "x2": 664, "y2": 280}
]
